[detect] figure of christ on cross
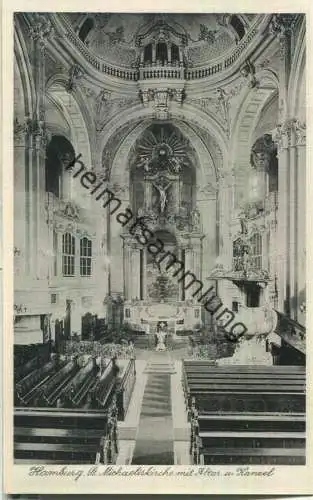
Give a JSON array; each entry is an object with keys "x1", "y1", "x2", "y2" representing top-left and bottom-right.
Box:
[{"x1": 153, "y1": 180, "x2": 172, "y2": 214}]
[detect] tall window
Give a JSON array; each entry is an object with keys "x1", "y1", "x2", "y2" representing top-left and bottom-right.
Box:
[
  {"x1": 53, "y1": 230, "x2": 58, "y2": 276},
  {"x1": 62, "y1": 233, "x2": 75, "y2": 276},
  {"x1": 233, "y1": 238, "x2": 244, "y2": 271},
  {"x1": 249, "y1": 233, "x2": 262, "y2": 270},
  {"x1": 80, "y1": 237, "x2": 92, "y2": 276}
]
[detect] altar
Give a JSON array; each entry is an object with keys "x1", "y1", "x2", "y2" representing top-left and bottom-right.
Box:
[{"x1": 124, "y1": 301, "x2": 202, "y2": 336}]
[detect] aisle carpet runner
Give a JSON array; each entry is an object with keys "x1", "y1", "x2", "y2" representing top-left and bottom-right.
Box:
[{"x1": 131, "y1": 354, "x2": 174, "y2": 465}]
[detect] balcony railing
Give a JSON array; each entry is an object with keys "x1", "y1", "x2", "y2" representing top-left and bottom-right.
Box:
[{"x1": 139, "y1": 64, "x2": 185, "y2": 80}]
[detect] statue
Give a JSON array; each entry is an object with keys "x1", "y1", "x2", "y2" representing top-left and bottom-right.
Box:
[
  {"x1": 153, "y1": 180, "x2": 172, "y2": 214},
  {"x1": 171, "y1": 157, "x2": 181, "y2": 174},
  {"x1": 156, "y1": 322, "x2": 167, "y2": 351},
  {"x1": 138, "y1": 156, "x2": 151, "y2": 173},
  {"x1": 191, "y1": 209, "x2": 200, "y2": 229}
]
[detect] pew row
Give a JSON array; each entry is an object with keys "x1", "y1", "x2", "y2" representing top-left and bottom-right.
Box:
[
  {"x1": 14, "y1": 355, "x2": 136, "y2": 420},
  {"x1": 191, "y1": 412, "x2": 306, "y2": 465},
  {"x1": 183, "y1": 361, "x2": 306, "y2": 465},
  {"x1": 14, "y1": 404, "x2": 118, "y2": 464},
  {"x1": 182, "y1": 363, "x2": 306, "y2": 414}
]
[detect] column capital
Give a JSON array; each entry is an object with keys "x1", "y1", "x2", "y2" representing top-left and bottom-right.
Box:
[
  {"x1": 14, "y1": 117, "x2": 28, "y2": 146},
  {"x1": 293, "y1": 119, "x2": 306, "y2": 146},
  {"x1": 269, "y1": 14, "x2": 297, "y2": 37},
  {"x1": 30, "y1": 118, "x2": 49, "y2": 150},
  {"x1": 273, "y1": 119, "x2": 306, "y2": 151},
  {"x1": 269, "y1": 14, "x2": 296, "y2": 59},
  {"x1": 273, "y1": 120, "x2": 293, "y2": 151},
  {"x1": 217, "y1": 170, "x2": 234, "y2": 188},
  {"x1": 29, "y1": 14, "x2": 54, "y2": 49}
]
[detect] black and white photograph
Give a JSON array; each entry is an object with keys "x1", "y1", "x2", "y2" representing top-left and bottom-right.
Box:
[{"x1": 4, "y1": 4, "x2": 310, "y2": 494}]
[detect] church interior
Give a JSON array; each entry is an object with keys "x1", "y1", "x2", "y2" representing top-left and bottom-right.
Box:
[{"x1": 13, "y1": 13, "x2": 306, "y2": 466}]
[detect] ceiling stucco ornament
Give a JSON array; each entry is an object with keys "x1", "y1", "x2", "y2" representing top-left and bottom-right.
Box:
[
  {"x1": 29, "y1": 13, "x2": 54, "y2": 47},
  {"x1": 101, "y1": 121, "x2": 140, "y2": 181},
  {"x1": 240, "y1": 59, "x2": 258, "y2": 89},
  {"x1": 66, "y1": 64, "x2": 84, "y2": 93},
  {"x1": 196, "y1": 182, "x2": 217, "y2": 196},
  {"x1": 64, "y1": 13, "x2": 250, "y2": 69},
  {"x1": 269, "y1": 14, "x2": 297, "y2": 38},
  {"x1": 184, "y1": 95, "x2": 228, "y2": 133},
  {"x1": 269, "y1": 14, "x2": 297, "y2": 59},
  {"x1": 80, "y1": 85, "x2": 139, "y2": 131},
  {"x1": 93, "y1": 13, "x2": 111, "y2": 29},
  {"x1": 139, "y1": 87, "x2": 184, "y2": 120}
]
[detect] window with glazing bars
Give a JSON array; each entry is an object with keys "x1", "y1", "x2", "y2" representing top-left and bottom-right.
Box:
[
  {"x1": 249, "y1": 233, "x2": 262, "y2": 270},
  {"x1": 62, "y1": 233, "x2": 75, "y2": 276},
  {"x1": 80, "y1": 237, "x2": 92, "y2": 276}
]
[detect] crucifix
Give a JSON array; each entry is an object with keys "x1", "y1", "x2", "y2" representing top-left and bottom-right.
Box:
[{"x1": 153, "y1": 180, "x2": 172, "y2": 214}]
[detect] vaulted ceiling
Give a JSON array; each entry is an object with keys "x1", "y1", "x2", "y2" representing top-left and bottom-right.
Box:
[{"x1": 65, "y1": 13, "x2": 258, "y2": 68}]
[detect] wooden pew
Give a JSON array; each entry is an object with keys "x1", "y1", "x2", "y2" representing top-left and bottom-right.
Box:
[
  {"x1": 14, "y1": 404, "x2": 119, "y2": 464},
  {"x1": 183, "y1": 361, "x2": 306, "y2": 465},
  {"x1": 14, "y1": 343, "x2": 51, "y2": 382},
  {"x1": 197, "y1": 414, "x2": 305, "y2": 465},
  {"x1": 115, "y1": 358, "x2": 136, "y2": 420},
  {"x1": 182, "y1": 363, "x2": 305, "y2": 414},
  {"x1": 62, "y1": 358, "x2": 99, "y2": 408},
  {"x1": 40, "y1": 358, "x2": 81, "y2": 407},
  {"x1": 15, "y1": 359, "x2": 63, "y2": 406}
]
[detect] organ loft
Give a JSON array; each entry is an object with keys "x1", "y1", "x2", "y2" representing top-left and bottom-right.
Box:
[{"x1": 12, "y1": 12, "x2": 306, "y2": 467}]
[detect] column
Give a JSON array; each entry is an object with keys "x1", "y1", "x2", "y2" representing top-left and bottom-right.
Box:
[
  {"x1": 177, "y1": 247, "x2": 184, "y2": 301},
  {"x1": 192, "y1": 239, "x2": 202, "y2": 282},
  {"x1": 145, "y1": 181, "x2": 152, "y2": 210},
  {"x1": 197, "y1": 191, "x2": 216, "y2": 280},
  {"x1": 270, "y1": 15, "x2": 294, "y2": 314},
  {"x1": 167, "y1": 44, "x2": 172, "y2": 63},
  {"x1": 289, "y1": 124, "x2": 297, "y2": 319},
  {"x1": 131, "y1": 244, "x2": 141, "y2": 300},
  {"x1": 123, "y1": 239, "x2": 132, "y2": 300},
  {"x1": 275, "y1": 124, "x2": 291, "y2": 314},
  {"x1": 152, "y1": 43, "x2": 156, "y2": 64},
  {"x1": 218, "y1": 172, "x2": 234, "y2": 269},
  {"x1": 172, "y1": 179, "x2": 180, "y2": 212},
  {"x1": 295, "y1": 121, "x2": 306, "y2": 325},
  {"x1": 140, "y1": 48, "x2": 144, "y2": 65},
  {"x1": 179, "y1": 46, "x2": 183, "y2": 63},
  {"x1": 29, "y1": 15, "x2": 53, "y2": 279},
  {"x1": 184, "y1": 244, "x2": 194, "y2": 301},
  {"x1": 14, "y1": 120, "x2": 28, "y2": 279},
  {"x1": 142, "y1": 249, "x2": 147, "y2": 300}
]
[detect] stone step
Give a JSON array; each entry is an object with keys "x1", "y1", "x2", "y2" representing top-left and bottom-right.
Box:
[{"x1": 144, "y1": 365, "x2": 176, "y2": 374}]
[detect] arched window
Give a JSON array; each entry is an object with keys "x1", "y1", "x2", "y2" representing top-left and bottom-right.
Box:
[
  {"x1": 45, "y1": 135, "x2": 75, "y2": 198},
  {"x1": 230, "y1": 15, "x2": 245, "y2": 40},
  {"x1": 80, "y1": 237, "x2": 92, "y2": 276},
  {"x1": 62, "y1": 233, "x2": 75, "y2": 276},
  {"x1": 144, "y1": 43, "x2": 152, "y2": 63},
  {"x1": 249, "y1": 233, "x2": 262, "y2": 270},
  {"x1": 156, "y1": 42, "x2": 168, "y2": 64},
  {"x1": 78, "y1": 18, "x2": 94, "y2": 43},
  {"x1": 171, "y1": 44, "x2": 179, "y2": 63}
]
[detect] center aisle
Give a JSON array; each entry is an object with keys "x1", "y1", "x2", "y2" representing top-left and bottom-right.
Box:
[{"x1": 131, "y1": 352, "x2": 175, "y2": 465}]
